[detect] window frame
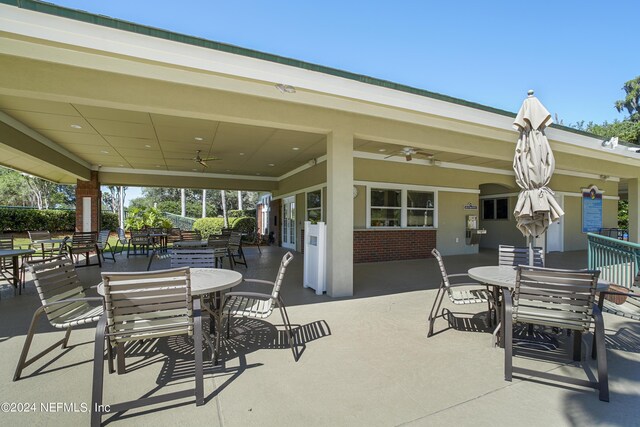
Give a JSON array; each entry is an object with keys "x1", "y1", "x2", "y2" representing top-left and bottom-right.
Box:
[
  {"x1": 305, "y1": 188, "x2": 323, "y2": 223},
  {"x1": 366, "y1": 184, "x2": 438, "y2": 229},
  {"x1": 482, "y1": 197, "x2": 509, "y2": 220}
]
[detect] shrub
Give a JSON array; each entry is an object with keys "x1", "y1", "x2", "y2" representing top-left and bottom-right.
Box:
[
  {"x1": 193, "y1": 217, "x2": 226, "y2": 239},
  {"x1": 124, "y1": 207, "x2": 172, "y2": 230},
  {"x1": 101, "y1": 212, "x2": 119, "y2": 231},
  {"x1": 231, "y1": 217, "x2": 257, "y2": 236}
]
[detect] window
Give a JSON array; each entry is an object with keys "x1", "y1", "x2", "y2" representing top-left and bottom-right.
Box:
[
  {"x1": 482, "y1": 198, "x2": 508, "y2": 220},
  {"x1": 407, "y1": 190, "x2": 435, "y2": 227},
  {"x1": 370, "y1": 189, "x2": 401, "y2": 227},
  {"x1": 369, "y1": 187, "x2": 436, "y2": 228},
  {"x1": 306, "y1": 189, "x2": 322, "y2": 223}
]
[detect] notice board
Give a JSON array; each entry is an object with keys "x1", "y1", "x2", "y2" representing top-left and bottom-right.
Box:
[{"x1": 582, "y1": 185, "x2": 603, "y2": 233}]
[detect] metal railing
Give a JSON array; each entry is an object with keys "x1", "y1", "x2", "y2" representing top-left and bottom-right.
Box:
[
  {"x1": 588, "y1": 232, "x2": 639, "y2": 289},
  {"x1": 162, "y1": 212, "x2": 196, "y2": 231}
]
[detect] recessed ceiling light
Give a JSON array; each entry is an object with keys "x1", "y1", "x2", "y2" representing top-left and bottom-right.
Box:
[
  {"x1": 268, "y1": 163, "x2": 275, "y2": 167},
  {"x1": 292, "y1": 147, "x2": 300, "y2": 151},
  {"x1": 192, "y1": 168, "x2": 197, "y2": 171},
  {"x1": 194, "y1": 137, "x2": 204, "y2": 141},
  {"x1": 239, "y1": 153, "x2": 245, "y2": 156},
  {"x1": 119, "y1": 164, "x2": 124, "y2": 167},
  {"x1": 226, "y1": 169, "x2": 231, "y2": 172},
  {"x1": 378, "y1": 149, "x2": 387, "y2": 152},
  {"x1": 70, "y1": 124, "x2": 82, "y2": 129},
  {"x1": 256, "y1": 172, "x2": 261, "y2": 175},
  {"x1": 155, "y1": 165, "x2": 161, "y2": 168},
  {"x1": 100, "y1": 150, "x2": 109, "y2": 154},
  {"x1": 144, "y1": 144, "x2": 151, "y2": 148}
]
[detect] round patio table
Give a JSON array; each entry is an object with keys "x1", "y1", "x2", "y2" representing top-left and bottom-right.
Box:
[{"x1": 0, "y1": 248, "x2": 35, "y2": 293}]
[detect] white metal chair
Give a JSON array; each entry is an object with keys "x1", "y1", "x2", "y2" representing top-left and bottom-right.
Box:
[
  {"x1": 428, "y1": 248, "x2": 494, "y2": 337},
  {"x1": 92, "y1": 267, "x2": 204, "y2": 426},
  {"x1": 504, "y1": 265, "x2": 608, "y2": 401},
  {"x1": 14, "y1": 256, "x2": 104, "y2": 381},
  {"x1": 222, "y1": 252, "x2": 297, "y2": 360},
  {"x1": 498, "y1": 245, "x2": 544, "y2": 267}
]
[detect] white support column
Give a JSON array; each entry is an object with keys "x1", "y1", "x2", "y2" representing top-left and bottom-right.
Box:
[
  {"x1": 629, "y1": 178, "x2": 640, "y2": 243},
  {"x1": 326, "y1": 129, "x2": 354, "y2": 297}
]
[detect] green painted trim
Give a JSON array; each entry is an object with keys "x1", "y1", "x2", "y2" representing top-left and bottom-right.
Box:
[{"x1": 1, "y1": 0, "x2": 631, "y2": 144}]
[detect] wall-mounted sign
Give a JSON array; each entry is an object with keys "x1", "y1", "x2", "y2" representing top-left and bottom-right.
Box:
[
  {"x1": 464, "y1": 203, "x2": 478, "y2": 210},
  {"x1": 582, "y1": 185, "x2": 603, "y2": 233}
]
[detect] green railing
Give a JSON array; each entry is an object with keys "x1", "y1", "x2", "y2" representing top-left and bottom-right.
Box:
[
  {"x1": 588, "y1": 232, "x2": 639, "y2": 289},
  {"x1": 162, "y1": 212, "x2": 196, "y2": 231}
]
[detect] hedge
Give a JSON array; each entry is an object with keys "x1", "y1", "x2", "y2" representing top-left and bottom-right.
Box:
[
  {"x1": 193, "y1": 216, "x2": 256, "y2": 239},
  {"x1": 0, "y1": 208, "x2": 119, "y2": 232}
]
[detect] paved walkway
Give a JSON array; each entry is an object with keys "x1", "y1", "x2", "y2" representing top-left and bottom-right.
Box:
[{"x1": 0, "y1": 247, "x2": 638, "y2": 426}]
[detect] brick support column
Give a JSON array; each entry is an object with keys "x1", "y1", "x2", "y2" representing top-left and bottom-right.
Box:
[{"x1": 75, "y1": 171, "x2": 101, "y2": 232}]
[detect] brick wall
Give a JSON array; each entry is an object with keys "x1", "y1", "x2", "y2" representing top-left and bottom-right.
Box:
[
  {"x1": 353, "y1": 229, "x2": 436, "y2": 263},
  {"x1": 75, "y1": 171, "x2": 101, "y2": 232}
]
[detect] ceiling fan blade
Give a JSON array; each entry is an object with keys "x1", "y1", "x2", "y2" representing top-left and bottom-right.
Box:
[
  {"x1": 384, "y1": 153, "x2": 395, "y2": 159},
  {"x1": 198, "y1": 160, "x2": 208, "y2": 167},
  {"x1": 200, "y1": 156, "x2": 221, "y2": 161}
]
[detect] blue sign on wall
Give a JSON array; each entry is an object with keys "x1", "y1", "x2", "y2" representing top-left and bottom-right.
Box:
[{"x1": 582, "y1": 185, "x2": 603, "y2": 233}]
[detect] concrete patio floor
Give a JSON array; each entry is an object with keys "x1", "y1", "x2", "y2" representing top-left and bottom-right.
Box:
[{"x1": 0, "y1": 246, "x2": 639, "y2": 426}]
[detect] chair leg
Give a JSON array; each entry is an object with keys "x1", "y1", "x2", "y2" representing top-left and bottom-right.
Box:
[
  {"x1": 427, "y1": 283, "x2": 446, "y2": 337},
  {"x1": 504, "y1": 292, "x2": 513, "y2": 382},
  {"x1": 14, "y1": 307, "x2": 68, "y2": 381},
  {"x1": 107, "y1": 339, "x2": 115, "y2": 374},
  {"x1": 116, "y1": 343, "x2": 126, "y2": 374},
  {"x1": 277, "y1": 297, "x2": 297, "y2": 361},
  {"x1": 61, "y1": 327, "x2": 72, "y2": 348},
  {"x1": 91, "y1": 314, "x2": 107, "y2": 427},
  {"x1": 192, "y1": 299, "x2": 204, "y2": 405},
  {"x1": 592, "y1": 305, "x2": 609, "y2": 402}
]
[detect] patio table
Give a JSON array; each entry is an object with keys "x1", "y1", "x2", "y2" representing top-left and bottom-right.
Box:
[
  {"x1": 468, "y1": 265, "x2": 610, "y2": 349},
  {"x1": 0, "y1": 248, "x2": 35, "y2": 293},
  {"x1": 98, "y1": 267, "x2": 243, "y2": 363},
  {"x1": 173, "y1": 240, "x2": 208, "y2": 248}
]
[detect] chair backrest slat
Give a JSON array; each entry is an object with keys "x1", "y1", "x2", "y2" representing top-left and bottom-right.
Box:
[
  {"x1": 180, "y1": 231, "x2": 201, "y2": 241},
  {"x1": 0, "y1": 235, "x2": 13, "y2": 250},
  {"x1": 431, "y1": 248, "x2": 452, "y2": 290},
  {"x1": 170, "y1": 249, "x2": 216, "y2": 269},
  {"x1": 514, "y1": 265, "x2": 599, "y2": 332},
  {"x1": 28, "y1": 231, "x2": 51, "y2": 242},
  {"x1": 101, "y1": 267, "x2": 192, "y2": 344},
  {"x1": 271, "y1": 252, "x2": 294, "y2": 300},
  {"x1": 26, "y1": 256, "x2": 88, "y2": 323},
  {"x1": 499, "y1": 245, "x2": 544, "y2": 267},
  {"x1": 98, "y1": 230, "x2": 110, "y2": 246}
]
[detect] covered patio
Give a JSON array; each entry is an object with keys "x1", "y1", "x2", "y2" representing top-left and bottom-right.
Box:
[{"x1": 1, "y1": 247, "x2": 639, "y2": 426}]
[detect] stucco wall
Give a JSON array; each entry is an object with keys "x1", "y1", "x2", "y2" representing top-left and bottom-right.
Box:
[{"x1": 436, "y1": 192, "x2": 481, "y2": 256}]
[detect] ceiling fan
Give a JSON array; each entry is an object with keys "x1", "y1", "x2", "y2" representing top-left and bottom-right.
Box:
[
  {"x1": 384, "y1": 147, "x2": 434, "y2": 162},
  {"x1": 172, "y1": 150, "x2": 221, "y2": 167}
]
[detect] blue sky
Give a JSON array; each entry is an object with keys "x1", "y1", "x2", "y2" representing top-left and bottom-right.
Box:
[{"x1": 43, "y1": 0, "x2": 639, "y2": 127}]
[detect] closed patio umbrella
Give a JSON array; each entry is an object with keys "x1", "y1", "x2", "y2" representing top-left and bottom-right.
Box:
[{"x1": 512, "y1": 90, "x2": 564, "y2": 258}]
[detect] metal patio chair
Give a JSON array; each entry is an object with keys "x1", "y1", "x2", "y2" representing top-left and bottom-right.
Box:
[
  {"x1": 92, "y1": 267, "x2": 204, "y2": 426},
  {"x1": 498, "y1": 245, "x2": 544, "y2": 267},
  {"x1": 504, "y1": 265, "x2": 608, "y2": 401},
  {"x1": 126, "y1": 230, "x2": 152, "y2": 257},
  {"x1": 66, "y1": 231, "x2": 101, "y2": 267},
  {"x1": 97, "y1": 229, "x2": 116, "y2": 262},
  {"x1": 112, "y1": 227, "x2": 128, "y2": 256},
  {"x1": 223, "y1": 251, "x2": 297, "y2": 361},
  {"x1": 226, "y1": 231, "x2": 247, "y2": 269},
  {"x1": 14, "y1": 256, "x2": 104, "y2": 381},
  {"x1": 428, "y1": 248, "x2": 494, "y2": 337}
]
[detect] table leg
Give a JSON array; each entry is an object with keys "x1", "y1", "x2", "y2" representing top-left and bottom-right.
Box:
[{"x1": 12, "y1": 255, "x2": 20, "y2": 294}]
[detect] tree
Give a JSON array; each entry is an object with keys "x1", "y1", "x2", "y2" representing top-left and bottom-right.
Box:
[{"x1": 615, "y1": 76, "x2": 640, "y2": 122}]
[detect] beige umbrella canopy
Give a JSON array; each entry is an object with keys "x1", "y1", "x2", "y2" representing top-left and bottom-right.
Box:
[{"x1": 513, "y1": 90, "x2": 564, "y2": 239}]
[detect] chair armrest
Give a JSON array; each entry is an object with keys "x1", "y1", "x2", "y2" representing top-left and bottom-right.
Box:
[
  {"x1": 242, "y1": 279, "x2": 275, "y2": 287},
  {"x1": 224, "y1": 291, "x2": 274, "y2": 301},
  {"x1": 503, "y1": 290, "x2": 513, "y2": 321},
  {"x1": 41, "y1": 296, "x2": 104, "y2": 309}
]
